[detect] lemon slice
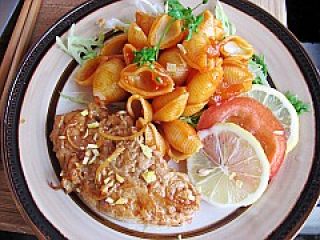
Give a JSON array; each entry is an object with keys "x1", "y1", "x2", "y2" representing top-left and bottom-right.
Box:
[
  {"x1": 188, "y1": 123, "x2": 270, "y2": 207},
  {"x1": 243, "y1": 84, "x2": 299, "y2": 153}
]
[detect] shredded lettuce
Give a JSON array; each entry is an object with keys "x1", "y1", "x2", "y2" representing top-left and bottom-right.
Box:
[
  {"x1": 215, "y1": 0, "x2": 236, "y2": 36},
  {"x1": 56, "y1": 24, "x2": 104, "y2": 65},
  {"x1": 60, "y1": 92, "x2": 90, "y2": 105},
  {"x1": 104, "y1": 0, "x2": 164, "y2": 32},
  {"x1": 105, "y1": 18, "x2": 131, "y2": 32},
  {"x1": 248, "y1": 54, "x2": 270, "y2": 86},
  {"x1": 135, "y1": 0, "x2": 164, "y2": 14}
]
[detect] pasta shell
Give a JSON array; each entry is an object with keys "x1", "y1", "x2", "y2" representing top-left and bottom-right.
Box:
[
  {"x1": 126, "y1": 95, "x2": 153, "y2": 126},
  {"x1": 152, "y1": 87, "x2": 189, "y2": 122},
  {"x1": 128, "y1": 22, "x2": 149, "y2": 49},
  {"x1": 136, "y1": 11, "x2": 156, "y2": 35},
  {"x1": 198, "y1": 10, "x2": 215, "y2": 38},
  {"x1": 167, "y1": 145, "x2": 192, "y2": 162},
  {"x1": 158, "y1": 47, "x2": 190, "y2": 86},
  {"x1": 214, "y1": 19, "x2": 225, "y2": 41},
  {"x1": 119, "y1": 63, "x2": 174, "y2": 98},
  {"x1": 182, "y1": 101, "x2": 208, "y2": 117},
  {"x1": 220, "y1": 36, "x2": 254, "y2": 60},
  {"x1": 213, "y1": 58, "x2": 253, "y2": 101},
  {"x1": 93, "y1": 58, "x2": 128, "y2": 103},
  {"x1": 180, "y1": 32, "x2": 219, "y2": 73},
  {"x1": 187, "y1": 67, "x2": 223, "y2": 104},
  {"x1": 223, "y1": 57, "x2": 253, "y2": 85},
  {"x1": 145, "y1": 123, "x2": 167, "y2": 156},
  {"x1": 75, "y1": 56, "x2": 109, "y2": 86},
  {"x1": 100, "y1": 33, "x2": 128, "y2": 56},
  {"x1": 152, "y1": 87, "x2": 187, "y2": 111},
  {"x1": 148, "y1": 14, "x2": 185, "y2": 49},
  {"x1": 162, "y1": 120, "x2": 202, "y2": 155},
  {"x1": 123, "y1": 43, "x2": 136, "y2": 65}
]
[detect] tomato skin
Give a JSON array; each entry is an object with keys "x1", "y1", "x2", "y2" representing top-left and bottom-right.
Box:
[{"x1": 198, "y1": 97, "x2": 287, "y2": 179}]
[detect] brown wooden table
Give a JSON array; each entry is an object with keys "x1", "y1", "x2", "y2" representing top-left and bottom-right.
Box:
[{"x1": 0, "y1": 0, "x2": 286, "y2": 236}]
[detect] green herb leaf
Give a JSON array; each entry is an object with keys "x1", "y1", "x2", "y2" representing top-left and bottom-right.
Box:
[
  {"x1": 248, "y1": 54, "x2": 270, "y2": 86},
  {"x1": 185, "y1": 14, "x2": 204, "y2": 40},
  {"x1": 215, "y1": 0, "x2": 236, "y2": 37},
  {"x1": 180, "y1": 111, "x2": 203, "y2": 128},
  {"x1": 56, "y1": 24, "x2": 105, "y2": 65},
  {"x1": 285, "y1": 92, "x2": 310, "y2": 115},
  {"x1": 133, "y1": 47, "x2": 157, "y2": 67},
  {"x1": 155, "y1": 76, "x2": 163, "y2": 83},
  {"x1": 166, "y1": 0, "x2": 185, "y2": 19},
  {"x1": 166, "y1": 0, "x2": 206, "y2": 41}
]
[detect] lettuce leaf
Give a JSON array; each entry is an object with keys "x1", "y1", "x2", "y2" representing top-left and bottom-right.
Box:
[
  {"x1": 56, "y1": 24, "x2": 104, "y2": 65},
  {"x1": 215, "y1": 0, "x2": 236, "y2": 36}
]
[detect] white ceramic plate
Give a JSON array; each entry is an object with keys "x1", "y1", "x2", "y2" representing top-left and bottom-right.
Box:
[{"x1": 2, "y1": 0, "x2": 320, "y2": 239}]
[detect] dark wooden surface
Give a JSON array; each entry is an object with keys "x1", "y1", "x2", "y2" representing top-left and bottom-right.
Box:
[{"x1": 0, "y1": 0, "x2": 86, "y2": 235}]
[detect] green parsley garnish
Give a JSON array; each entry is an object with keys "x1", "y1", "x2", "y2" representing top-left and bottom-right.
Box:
[
  {"x1": 285, "y1": 91, "x2": 310, "y2": 115},
  {"x1": 155, "y1": 76, "x2": 163, "y2": 83},
  {"x1": 248, "y1": 54, "x2": 269, "y2": 86},
  {"x1": 180, "y1": 111, "x2": 203, "y2": 128},
  {"x1": 166, "y1": 0, "x2": 208, "y2": 40},
  {"x1": 134, "y1": 0, "x2": 209, "y2": 67},
  {"x1": 252, "y1": 54, "x2": 268, "y2": 75},
  {"x1": 133, "y1": 47, "x2": 157, "y2": 67}
]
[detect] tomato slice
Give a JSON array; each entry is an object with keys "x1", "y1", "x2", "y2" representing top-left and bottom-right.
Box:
[{"x1": 197, "y1": 97, "x2": 287, "y2": 179}]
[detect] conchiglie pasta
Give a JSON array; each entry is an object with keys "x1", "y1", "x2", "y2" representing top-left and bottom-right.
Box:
[
  {"x1": 93, "y1": 58, "x2": 128, "y2": 103},
  {"x1": 152, "y1": 87, "x2": 189, "y2": 122},
  {"x1": 148, "y1": 15, "x2": 185, "y2": 49},
  {"x1": 128, "y1": 22, "x2": 149, "y2": 49},
  {"x1": 167, "y1": 145, "x2": 192, "y2": 162},
  {"x1": 152, "y1": 87, "x2": 186, "y2": 111},
  {"x1": 123, "y1": 43, "x2": 136, "y2": 65},
  {"x1": 198, "y1": 10, "x2": 215, "y2": 38},
  {"x1": 126, "y1": 95, "x2": 153, "y2": 127},
  {"x1": 75, "y1": 56, "x2": 109, "y2": 86},
  {"x1": 162, "y1": 120, "x2": 202, "y2": 155},
  {"x1": 180, "y1": 32, "x2": 220, "y2": 73},
  {"x1": 220, "y1": 36, "x2": 254, "y2": 60},
  {"x1": 145, "y1": 123, "x2": 167, "y2": 156},
  {"x1": 100, "y1": 33, "x2": 128, "y2": 56},
  {"x1": 214, "y1": 19, "x2": 225, "y2": 41},
  {"x1": 182, "y1": 101, "x2": 208, "y2": 117},
  {"x1": 158, "y1": 47, "x2": 190, "y2": 86},
  {"x1": 223, "y1": 57, "x2": 253, "y2": 85},
  {"x1": 187, "y1": 67, "x2": 223, "y2": 104},
  {"x1": 119, "y1": 63, "x2": 174, "y2": 98},
  {"x1": 136, "y1": 11, "x2": 156, "y2": 35},
  {"x1": 213, "y1": 57, "x2": 253, "y2": 100}
]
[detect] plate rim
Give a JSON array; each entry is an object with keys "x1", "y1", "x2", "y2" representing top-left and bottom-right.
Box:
[{"x1": 1, "y1": 0, "x2": 320, "y2": 239}]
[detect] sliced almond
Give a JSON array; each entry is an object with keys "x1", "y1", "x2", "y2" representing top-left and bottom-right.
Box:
[
  {"x1": 80, "y1": 109, "x2": 89, "y2": 116},
  {"x1": 115, "y1": 197, "x2": 128, "y2": 205},
  {"x1": 105, "y1": 197, "x2": 114, "y2": 204},
  {"x1": 116, "y1": 174, "x2": 125, "y2": 183},
  {"x1": 87, "y1": 122, "x2": 100, "y2": 129}
]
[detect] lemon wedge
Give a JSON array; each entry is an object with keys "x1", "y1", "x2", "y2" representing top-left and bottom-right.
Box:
[
  {"x1": 188, "y1": 123, "x2": 270, "y2": 207},
  {"x1": 243, "y1": 84, "x2": 299, "y2": 153}
]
